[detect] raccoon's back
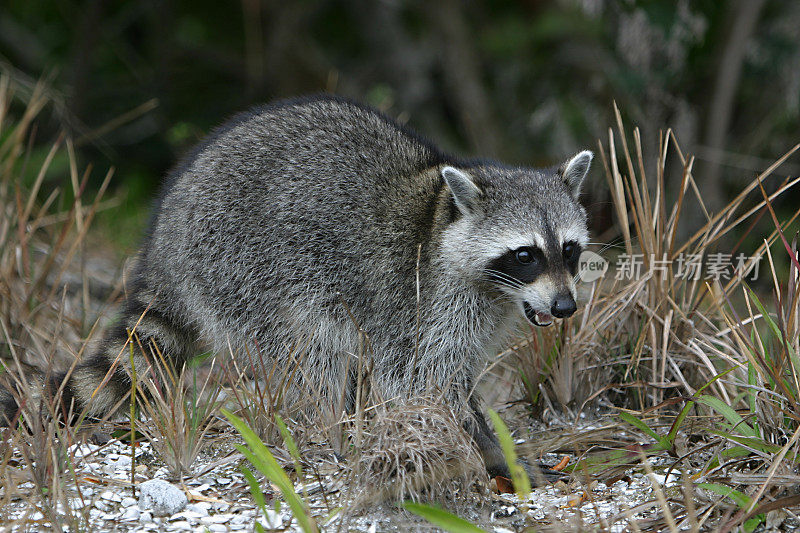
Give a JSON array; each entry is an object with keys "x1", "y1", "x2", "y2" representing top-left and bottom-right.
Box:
[{"x1": 141, "y1": 96, "x2": 448, "y2": 338}]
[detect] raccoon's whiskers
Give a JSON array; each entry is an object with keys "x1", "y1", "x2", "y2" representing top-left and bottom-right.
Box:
[
  {"x1": 487, "y1": 279, "x2": 524, "y2": 292},
  {"x1": 486, "y1": 292, "x2": 517, "y2": 307},
  {"x1": 483, "y1": 269, "x2": 524, "y2": 290},
  {"x1": 585, "y1": 240, "x2": 626, "y2": 255}
]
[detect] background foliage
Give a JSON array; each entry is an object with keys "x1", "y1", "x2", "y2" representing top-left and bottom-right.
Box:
[{"x1": 2, "y1": 0, "x2": 800, "y2": 248}]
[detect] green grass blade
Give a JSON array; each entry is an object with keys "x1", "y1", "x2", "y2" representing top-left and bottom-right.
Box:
[
  {"x1": 487, "y1": 409, "x2": 531, "y2": 497},
  {"x1": 699, "y1": 482, "x2": 765, "y2": 531},
  {"x1": 223, "y1": 409, "x2": 319, "y2": 533},
  {"x1": 619, "y1": 411, "x2": 671, "y2": 450},
  {"x1": 276, "y1": 414, "x2": 304, "y2": 480},
  {"x1": 747, "y1": 288, "x2": 782, "y2": 340},
  {"x1": 706, "y1": 430, "x2": 782, "y2": 455},
  {"x1": 697, "y1": 395, "x2": 758, "y2": 438},
  {"x1": 242, "y1": 466, "x2": 267, "y2": 513},
  {"x1": 665, "y1": 400, "x2": 693, "y2": 447},
  {"x1": 698, "y1": 483, "x2": 751, "y2": 508},
  {"x1": 403, "y1": 502, "x2": 488, "y2": 533}
]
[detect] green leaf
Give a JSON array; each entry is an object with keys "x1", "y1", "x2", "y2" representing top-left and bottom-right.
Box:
[
  {"x1": 699, "y1": 483, "x2": 752, "y2": 508},
  {"x1": 664, "y1": 365, "x2": 740, "y2": 447},
  {"x1": 242, "y1": 466, "x2": 267, "y2": 513},
  {"x1": 747, "y1": 289, "x2": 782, "y2": 341},
  {"x1": 223, "y1": 409, "x2": 319, "y2": 533},
  {"x1": 700, "y1": 482, "x2": 768, "y2": 531},
  {"x1": 619, "y1": 411, "x2": 671, "y2": 450},
  {"x1": 665, "y1": 400, "x2": 693, "y2": 446},
  {"x1": 697, "y1": 395, "x2": 758, "y2": 438},
  {"x1": 745, "y1": 517, "x2": 765, "y2": 533},
  {"x1": 714, "y1": 443, "x2": 753, "y2": 459},
  {"x1": 487, "y1": 409, "x2": 531, "y2": 497},
  {"x1": 706, "y1": 429, "x2": 782, "y2": 455},
  {"x1": 403, "y1": 502, "x2": 488, "y2": 533},
  {"x1": 276, "y1": 414, "x2": 304, "y2": 480}
]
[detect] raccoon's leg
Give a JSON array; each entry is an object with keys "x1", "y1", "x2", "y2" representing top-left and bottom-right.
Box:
[
  {"x1": 468, "y1": 404, "x2": 508, "y2": 478},
  {"x1": 55, "y1": 295, "x2": 196, "y2": 423},
  {"x1": 467, "y1": 399, "x2": 565, "y2": 485},
  {"x1": 0, "y1": 383, "x2": 21, "y2": 426}
]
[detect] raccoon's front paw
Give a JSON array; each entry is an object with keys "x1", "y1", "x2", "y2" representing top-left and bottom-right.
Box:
[
  {"x1": 487, "y1": 458, "x2": 567, "y2": 487},
  {"x1": 521, "y1": 458, "x2": 568, "y2": 486}
]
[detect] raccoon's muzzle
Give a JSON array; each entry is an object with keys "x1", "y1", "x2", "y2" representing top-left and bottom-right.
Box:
[
  {"x1": 523, "y1": 291, "x2": 576, "y2": 327},
  {"x1": 523, "y1": 301, "x2": 553, "y2": 327}
]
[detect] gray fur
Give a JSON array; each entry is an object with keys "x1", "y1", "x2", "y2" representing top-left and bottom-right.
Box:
[{"x1": 2, "y1": 96, "x2": 591, "y2": 478}]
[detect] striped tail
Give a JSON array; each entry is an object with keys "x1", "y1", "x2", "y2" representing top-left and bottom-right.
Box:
[{"x1": 1, "y1": 295, "x2": 197, "y2": 427}]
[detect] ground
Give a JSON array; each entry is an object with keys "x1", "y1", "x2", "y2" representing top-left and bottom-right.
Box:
[{"x1": 3, "y1": 413, "x2": 796, "y2": 532}]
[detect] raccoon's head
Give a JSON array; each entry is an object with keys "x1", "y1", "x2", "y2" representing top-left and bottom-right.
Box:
[{"x1": 440, "y1": 150, "x2": 592, "y2": 327}]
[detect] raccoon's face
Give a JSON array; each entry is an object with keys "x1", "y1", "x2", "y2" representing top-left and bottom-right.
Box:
[{"x1": 440, "y1": 151, "x2": 592, "y2": 327}]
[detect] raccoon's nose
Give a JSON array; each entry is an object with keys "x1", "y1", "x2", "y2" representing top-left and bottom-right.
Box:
[{"x1": 551, "y1": 293, "x2": 577, "y2": 318}]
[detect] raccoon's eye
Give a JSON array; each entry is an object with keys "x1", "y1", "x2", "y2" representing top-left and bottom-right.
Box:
[
  {"x1": 515, "y1": 248, "x2": 535, "y2": 264},
  {"x1": 563, "y1": 241, "x2": 579, "y2": 261}
]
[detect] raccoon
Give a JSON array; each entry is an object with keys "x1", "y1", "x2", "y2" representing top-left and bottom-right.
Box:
[{"x1": 1, "y1": 95, "x2": 592, "y2": 479}]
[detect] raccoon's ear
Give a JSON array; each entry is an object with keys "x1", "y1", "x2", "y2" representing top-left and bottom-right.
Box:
[
  {"x1": 560, "y1": 150, "x2": 593, "y2": 198},
  {"x1": 442, "y1": 166, "x2": 482, "y2": 215}
]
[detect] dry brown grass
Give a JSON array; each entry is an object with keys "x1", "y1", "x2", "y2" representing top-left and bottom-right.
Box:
[
  {"x1": 513, "y1": 104, "x2": 800, "y2": 416},
  {"x1": 132, "y1": 343, "x2": 226, "y2": 480},
  {"x1": 0, "y1": 73, "x2": 118, "y2": 532},
  {"x1": 347, "y1": 395, "x2": 485, "y2": 507}
]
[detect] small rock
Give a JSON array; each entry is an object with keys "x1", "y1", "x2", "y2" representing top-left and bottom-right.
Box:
[
  {"x1": 140, "y1": 510, "x2": 153, "y2": 523},
  {"x1": 138, "y1": 479, "x2": 188, "y2": 516},
  {"x1": 94, "y1": 501, "x2": 110, "y2": 512},
  {"x1": 114, "y1": 455, "x2": 133, "y2": 468},
  {"x1": 171, "y1": 510, "x2": 204, "y2": 521},
  {"x1": 299, "y1": 481, "x2": 323, "y2": 495},
  {"x1": 100, "y1": 490, "x2": 122, "y2": 502},
  {"x1": 201, "y1": 514, "x2": 231, "y2": 524},
  {"x1": 121, "y1": 507, "x2": 141, "y2": 521},
  {"x1": 186, "y1": 503, "x2": 210, "y2": 516}
]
